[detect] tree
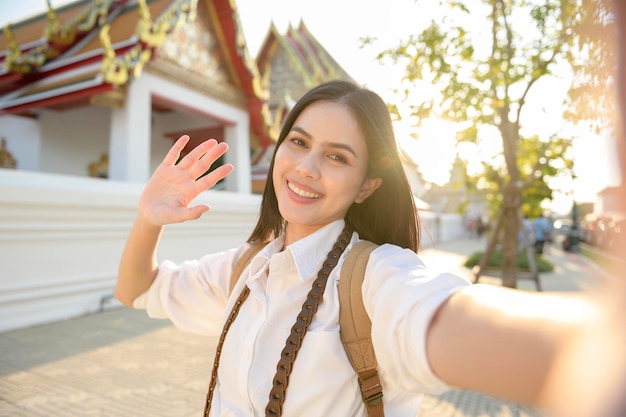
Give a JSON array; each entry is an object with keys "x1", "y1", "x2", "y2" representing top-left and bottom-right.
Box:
[{"x1": 373, "y1": 0, "x2": 610, "y2": 287}]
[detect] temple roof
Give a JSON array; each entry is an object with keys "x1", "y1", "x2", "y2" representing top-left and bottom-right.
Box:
[
  {"x1": 0, "y1": 0, "x2": 270, "y2": 145},
  {"x1": 254, "y1": 20, "x2": 355, "y2": 146},
  {"x1": 256, "y1": 20, "x2": 353, "y2": 91}
]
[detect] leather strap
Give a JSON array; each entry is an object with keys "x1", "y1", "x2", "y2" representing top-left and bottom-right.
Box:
[
  {"x1": 204, "y1": 242, "x2": 267, "y2": 417},
  {"x1": 339, "y1": 240, "x2": 384, "y2": 417}
]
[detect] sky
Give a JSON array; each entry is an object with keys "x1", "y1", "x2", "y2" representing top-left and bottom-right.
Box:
[{"x1": 1, "y1": 0, "x2": 622, "y2": 213}]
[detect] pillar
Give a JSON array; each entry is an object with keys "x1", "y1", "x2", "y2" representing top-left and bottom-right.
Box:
[{"x1": 108, "y1": 78, "x2": 151, "y2": 182}]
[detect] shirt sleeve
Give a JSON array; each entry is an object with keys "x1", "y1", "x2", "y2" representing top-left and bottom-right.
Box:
[
  {"x1": 362, "y1": 244, "x2": 471, "y2": 395},
  {"x1": 132, "y1": 244, "x2": 247, "y2": 336}
]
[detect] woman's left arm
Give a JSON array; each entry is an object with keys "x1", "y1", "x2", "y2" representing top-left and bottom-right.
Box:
[{"x1": 425, "y1": 283, "x2": 599, "y2": 406}]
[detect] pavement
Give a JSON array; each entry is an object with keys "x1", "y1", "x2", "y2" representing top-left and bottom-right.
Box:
[{"x1": 0, "y1": 236, "x2": 619, "y2": 417}]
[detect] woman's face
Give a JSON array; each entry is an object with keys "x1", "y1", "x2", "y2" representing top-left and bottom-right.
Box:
[{"x1": 272, "y1": 101, "x2": 382, "y2": 244}]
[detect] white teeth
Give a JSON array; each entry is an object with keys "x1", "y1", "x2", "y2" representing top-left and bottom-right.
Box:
[{"x1": 288, "y1": 182, "x2": 321, "y2": 199}]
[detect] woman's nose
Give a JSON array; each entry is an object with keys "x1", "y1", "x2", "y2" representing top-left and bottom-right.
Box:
[{"x1": 295, "y1": 153, "x2": 320, "y2": 179}]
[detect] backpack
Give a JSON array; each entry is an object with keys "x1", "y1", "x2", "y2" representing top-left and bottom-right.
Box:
[{"x1": 228, "y1": 240, "x2": 383, "y2": 417}]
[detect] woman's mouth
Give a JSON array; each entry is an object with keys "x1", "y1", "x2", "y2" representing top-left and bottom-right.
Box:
[{"x1": 287, "y1": 181, "x2": 322, "y2": 199}]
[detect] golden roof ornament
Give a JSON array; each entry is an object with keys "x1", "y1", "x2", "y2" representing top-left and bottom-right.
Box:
[
  {"x1": 45, "y1": 0, "x2": 78, "y2": 46},
  {"x1": 3, "y1": 25, "x2": 30, "y2": 73},
  {"x1": 100, "y1": 0, "x2": 197, "y2": 86},
  {"x1": 44, "y1": 0, "x2": 61, "y2": 38},
  {"x1": 5, "y1": 21, "x2": 52, "y2": 72},
  {"x1": 137, "y1": 0, "x2": 198, "y2": 47}
]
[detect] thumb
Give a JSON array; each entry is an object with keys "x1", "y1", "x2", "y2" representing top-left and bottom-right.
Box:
[{"x1": 187, "y1": 204, "x2": 211, "y2": 220}]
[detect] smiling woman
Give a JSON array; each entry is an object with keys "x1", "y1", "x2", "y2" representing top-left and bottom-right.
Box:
[{"x1": 113, "y1": 80, "x2": 613, "y2": 417}]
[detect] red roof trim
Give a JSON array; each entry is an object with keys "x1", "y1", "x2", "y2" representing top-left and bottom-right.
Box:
[
  {"x1": 212, "y1": 0, "x2": 270, "y2": 147},
  {"x1": 285, "y1": 30, "x2": 312, "y2": 73},
  {"x1": 256, "y1": 23, "x2": 280, "y2": 70},
  {"x1": 0, "y1": 82, "x2": 114, "y2": 115}
]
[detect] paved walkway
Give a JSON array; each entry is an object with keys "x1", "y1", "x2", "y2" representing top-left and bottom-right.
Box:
[{"x1": 0, "y1": 237, "x2": 616, "y2": 417}]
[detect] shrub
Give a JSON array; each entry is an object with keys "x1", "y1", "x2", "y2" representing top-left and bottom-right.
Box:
[{"x1": 464, "y1": 250, "x2": 554, "y2": 273}]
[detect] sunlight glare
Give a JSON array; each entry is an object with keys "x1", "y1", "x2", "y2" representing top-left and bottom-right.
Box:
[{"x1": 396, "y1": 118, "x2": 458, "y2": 186}]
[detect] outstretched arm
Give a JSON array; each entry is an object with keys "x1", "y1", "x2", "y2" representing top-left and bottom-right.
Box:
[
  {"x1": 425, "y1": 283, "x2": 598, "y2": 406},
  {"x1": 115, "y1": 136, "x2": 234, "y2": 307}
]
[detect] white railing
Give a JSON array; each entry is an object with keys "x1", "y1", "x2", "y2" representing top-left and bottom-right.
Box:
[{"x1": 0, "y1": 169, "x2": 261, "y2": 332}]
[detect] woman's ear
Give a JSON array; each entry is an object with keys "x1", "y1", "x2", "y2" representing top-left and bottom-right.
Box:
[{"x1": 355, "y1": 177, "x2": 383, "y2": 204}]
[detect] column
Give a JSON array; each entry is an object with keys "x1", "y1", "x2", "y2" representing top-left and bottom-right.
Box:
[
  {"x1": 224, "y1": 123, "x2": 251, "y2": 193},
  {"x1": 108, "y1": 78, "x2": 151, "y2": 182}
]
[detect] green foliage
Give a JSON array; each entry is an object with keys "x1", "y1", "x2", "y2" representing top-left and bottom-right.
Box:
[
  {"x1": 464, "y1": 250, "x2": 554, "y2": 272},
  {"x1": 564, "y1": 0, "x2": 618, "y2": 132},
  {"x1": 517, "y1": 135, "x2": 573, "y2": 216}
]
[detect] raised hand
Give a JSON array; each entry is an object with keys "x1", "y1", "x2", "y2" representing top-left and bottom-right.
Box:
[{"x1": 138, "y1": 135, "x2": 234, "y2": 226}]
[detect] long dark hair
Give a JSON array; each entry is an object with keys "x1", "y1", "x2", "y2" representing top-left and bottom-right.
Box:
[{"x1": 248, "y1": 80, "x2": 420, "y2": 252}]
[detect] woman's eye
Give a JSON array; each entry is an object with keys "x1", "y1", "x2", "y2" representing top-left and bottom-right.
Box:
[
  {"x1": 329, "y1": 153, "x2": 348, "y2": 163},
  {"x1": 290, "y1": 138, "x2": 306, "y2": 147}
]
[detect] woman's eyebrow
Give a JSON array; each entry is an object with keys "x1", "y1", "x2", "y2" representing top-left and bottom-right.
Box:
[
  {"x1": 290, "y1": 126, "x2": 358, "y2": 158},
  {"x1": 291, "y1": 126, "x2": 313, "y2": 139}
]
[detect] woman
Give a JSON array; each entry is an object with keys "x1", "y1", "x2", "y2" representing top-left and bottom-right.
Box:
[{"x1": 116, "y1": 80, "x2": 592, "y2": 416}]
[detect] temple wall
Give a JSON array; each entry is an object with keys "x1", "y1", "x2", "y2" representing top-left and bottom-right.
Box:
[
  {"x1": 0, "y1": 169, "x2": 261, "y2": 333},
  {"x1": 0, "y1": 115, "x2": 41, "y2": 171},
  {"x1": 419, "y1": 211, "x2": 465, "y2": 245}
]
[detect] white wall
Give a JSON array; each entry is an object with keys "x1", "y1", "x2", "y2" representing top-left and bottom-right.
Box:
[
  {"x1": 0, "y1": 169, "x2": 261, "y2": 333},
  {"x1": 39, "y1": 106, "x2": 111, "y2": 176},
  {"x1": 419, "y1": 211, "x2": 464, "y2": 246},
  {"x1": 0, "y1": 115, "x2": 41, "y2": 170}
]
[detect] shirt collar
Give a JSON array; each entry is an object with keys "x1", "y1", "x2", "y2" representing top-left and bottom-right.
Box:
[{"x1": 284, "y1": 219, "x2": 347, "y2": 281}]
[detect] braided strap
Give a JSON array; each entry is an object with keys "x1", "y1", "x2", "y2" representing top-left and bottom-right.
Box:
[
  {"x1": 265, "y1": 226, "x2": 352, "y2": 416},
  {"x1": 204, "y1": 286, "x2": 251, "y2": 416}
]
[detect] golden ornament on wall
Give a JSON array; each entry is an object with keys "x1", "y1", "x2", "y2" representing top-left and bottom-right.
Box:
[
  {"x1": 0, "y1": 138, "x2": 17, "y2": 169},
  {"x1": 88, "y1": 153, "x2": 109, "y2": 178}
]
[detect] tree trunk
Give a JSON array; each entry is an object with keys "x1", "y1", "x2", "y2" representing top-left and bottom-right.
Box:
[
  {"x1": 498, "y1": 105, "x2": 521, "y2": 288},
  {"x1": 500, "y1": 182, "x2": 520, "y2": 288}
]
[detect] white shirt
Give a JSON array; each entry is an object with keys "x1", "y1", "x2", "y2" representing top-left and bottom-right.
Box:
[{"x1": 134, "y1": 220, "x2": 470, "y2": 417}]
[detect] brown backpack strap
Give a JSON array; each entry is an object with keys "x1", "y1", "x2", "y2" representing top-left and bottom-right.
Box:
[
  {"x1": 229, "y1": 242, "x2": 268, "y2": 294},
  {"x1": 339, "y1": 240, "x2": 384, "y2": 417},
  {"x1": 205, "y1": 241, "x2": 268, "y2": 416}
]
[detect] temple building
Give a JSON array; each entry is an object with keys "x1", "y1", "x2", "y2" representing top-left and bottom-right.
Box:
[
  {"x1": 0, "y1": 0, "x2": 269, "y2": 189},
  {"x1": 0, "y1": 0, "x2": 355, "y2": 331}
]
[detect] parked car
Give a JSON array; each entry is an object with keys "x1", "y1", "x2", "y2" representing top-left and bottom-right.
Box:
[
  {"x1": 578, "y1": 214, "x2": 597, "y2": 244},
  {"x1": 552, "y1": 218, "x2": 572, "y2": 247},
  {"x1": 595, "y1": 217, "x2": 614, "y2": 250},
  {"x1": 606, "y1": 216, "x2": 626, "y2": 256}
]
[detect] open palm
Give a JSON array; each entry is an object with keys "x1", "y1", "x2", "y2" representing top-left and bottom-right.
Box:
[{"x1": 139, "y1": 135, "x2": 234, "y2": 226}]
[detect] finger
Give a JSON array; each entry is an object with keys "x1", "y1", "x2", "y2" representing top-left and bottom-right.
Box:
[
  {"x1": 195, "y1": 163, "x2": 234, "y2": 191},
  {"x1": 172, "y1": 204, "x2": 210, "y2": 223},
  {"x1": 189, "y1": 142, "x2": 229, "y2": 179},
  {"x1": 162, "y1": 135, "x2": 190, "y2": 166},
  {"x1": 177, "y1": 139, "x2": 218, "y2": 170}
]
